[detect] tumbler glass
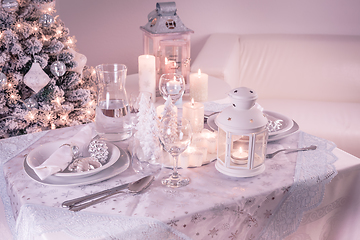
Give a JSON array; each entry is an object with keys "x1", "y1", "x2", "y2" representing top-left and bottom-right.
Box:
[{"x1": 95, "y1": 64, "x2": 132, "y2": 141}]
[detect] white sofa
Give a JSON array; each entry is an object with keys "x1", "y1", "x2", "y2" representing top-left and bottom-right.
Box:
[{"x1": 191, "y1": 34, "x2": 360, "y2": 158}]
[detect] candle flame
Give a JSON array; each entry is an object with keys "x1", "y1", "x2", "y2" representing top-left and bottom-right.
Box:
[
  {"x1": 239, "y1": 147, "x2": 243, "y2": 152},
  {"x1": 191, "y1": 98, "x2": 194, "y2": 105},
  {"x1": 165, "y1": 57, "x2": 168, "y2": 65},
  {"x1": 198, "y1": 69, "x2": 201, "y2": 75}
]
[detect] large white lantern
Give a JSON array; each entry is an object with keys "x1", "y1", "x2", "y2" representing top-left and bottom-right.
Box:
[
  {"x1": 215, "y1": 87, "x2": 268, "y2": 177},
  {"x1": 140, "y1": 2, "x2": 193, "y2": 93}
]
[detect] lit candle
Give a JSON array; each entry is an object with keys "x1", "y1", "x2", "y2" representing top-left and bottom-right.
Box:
[
  {"x1": 182, "y1": 98, "x2": 204, "y2": 133},
  {"x1": 138, "y1": 55, "x2": 156, "y2": 102},
  {"x1": 231, "y1": 147, "x2": 249, "y2": 164},
  {"x1": 190, "y1": 69, "x2": 208, "y2": 102}
]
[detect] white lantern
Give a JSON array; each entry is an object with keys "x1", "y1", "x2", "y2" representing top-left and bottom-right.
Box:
[
  {"x1": 140, "y1": 2, "x2": 193, "y2": 94},
  {"x1": 215, "y1": 87, "x2": 268, "y2": 177}
]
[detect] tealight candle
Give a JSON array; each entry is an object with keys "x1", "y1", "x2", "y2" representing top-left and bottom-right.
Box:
[
  {"x1": 231, "y1": 147, "x2": 249, "y2": 165},
  {"x1": 182, "y1": 99, "x2": 204, "y2": 133},
  {"x1": 138, "y1": 55, "x2": 156, "y2": 102},
  {"x1": 190, "y1": 69, "x2": 208, "y2": 102}
]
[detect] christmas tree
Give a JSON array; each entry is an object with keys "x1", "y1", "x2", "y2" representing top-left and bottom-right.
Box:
[
  {"x1": 0, "y1": 0, "x2": 96, "y2": 139},
  {"x1": 134, "y1": 92, "x2": 162, "y2": 162}
]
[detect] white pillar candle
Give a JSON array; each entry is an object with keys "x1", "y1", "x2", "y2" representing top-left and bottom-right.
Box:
[
  {"x1": 138, "y1": 55, "x2": 156, "y2": 102},
  {"x1": 182, "y1": 99, "x2": 204, "y2": 133},
  {"x1": 190, "y1": 69, "x2": 208, "y2": 102}
]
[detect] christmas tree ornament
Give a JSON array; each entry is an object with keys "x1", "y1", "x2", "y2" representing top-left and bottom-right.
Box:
[
  {"x1": 50, "y1": 61, "x2": 66, "y2": 77},
  {"x1": 39, "y1": 14, "x2": 54, "y2": 28},
  {"x1": 2, "y1": 0, "x2": 19, "y2": 13},
  {"x1": 88, "y1": 139, "x2": 109, "y2": 164},
  {"x1": 0, "y1": 72, "x2": 7, "y2": 90},
  {"x1": 68, "y1": 48, "x2": 87, "y2": 76},
  {"x1": 23, "y1": 62, "x2": 51, "y2": 93},
  {"x1": 24, "y1": 97, "x2": 38, "y2": 109}
]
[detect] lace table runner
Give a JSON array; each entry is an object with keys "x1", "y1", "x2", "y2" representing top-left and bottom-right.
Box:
[{"x1": 0, "y1": 125, "x2": 338, "y2": 240}]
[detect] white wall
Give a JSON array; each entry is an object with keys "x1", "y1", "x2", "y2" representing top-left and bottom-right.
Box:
[{"x1": 56, "y1": 0, "x2": 360, "y2": 75}]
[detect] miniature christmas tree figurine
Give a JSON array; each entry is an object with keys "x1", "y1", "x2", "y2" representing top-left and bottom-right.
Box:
[
  {"x1": 0, "y1": 0, "x2": 96, "y2": 139},
  {"x1": 134, "y1": 92, "x2": 162, "y2": 162}
]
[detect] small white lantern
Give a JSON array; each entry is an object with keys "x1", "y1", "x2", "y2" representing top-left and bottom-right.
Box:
[
  {"x1": 140, "y1": 2, "x2": 193, "y2": 92},
  {"x1": 215, "y1": 87, "x2": 268, "y2": 177}
]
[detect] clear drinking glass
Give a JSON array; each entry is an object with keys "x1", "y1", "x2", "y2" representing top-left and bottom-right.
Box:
[
  {"x1": 95, "y1": 64, "x2": 132, "y2": 141},
  {"x1": 159, "y1": 73, "x2": 185, "y2": 104},
  {"x1": 159, "y1": 116, "x2": 192, "y2": 188}
]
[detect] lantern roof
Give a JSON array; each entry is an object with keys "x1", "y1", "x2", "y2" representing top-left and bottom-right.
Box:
[
  {"x1": 215, "y1": 87, "x2": 268, "y2": 133},
  {"x1": 140, "y1": 2, "x2": 193, "y2": 35}
]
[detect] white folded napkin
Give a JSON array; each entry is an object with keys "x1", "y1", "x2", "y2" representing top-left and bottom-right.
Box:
[{"x1": 31, "y1": 125, "x2": 96, "y2": 180}]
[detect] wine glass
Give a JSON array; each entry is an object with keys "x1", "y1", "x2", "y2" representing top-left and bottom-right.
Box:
[
  {"x1": 159, "y1": 73, "x2": 185, "y2": 104},
  {"x1": 159, "y1": 116, "x2": 192, "y2": 188}
]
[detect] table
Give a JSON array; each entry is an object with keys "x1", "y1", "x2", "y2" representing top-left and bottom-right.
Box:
[{"x1": 1, "y1": 120, "x2": 360, "y2": 239}]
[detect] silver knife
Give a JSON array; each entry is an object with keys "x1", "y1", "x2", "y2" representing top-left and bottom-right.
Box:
[{"x1": 62, "y1": 182, "x2": 130, "y2": 208}]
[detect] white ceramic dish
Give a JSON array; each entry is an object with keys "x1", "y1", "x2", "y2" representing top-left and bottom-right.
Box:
[
  {"x1": 207, "y1": 111, "x2": 294, "y2": 137},
  {"x1": 24, "y1": 148, "x2": 130, "y2": 187},
  {"x1": 26, "y1": 140, "x2": 120, "y2": 178}
]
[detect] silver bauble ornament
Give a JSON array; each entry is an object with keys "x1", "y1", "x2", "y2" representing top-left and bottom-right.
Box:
[
  {"x1": 50, "y1": 61, "x2": 66, "y2": 77},
  {"x1": 0, "y1": 72, "x2": 7, "y2": 90},
  {"x1": 2, "y1": 0, "x2": 19, "y2": 13},
  {"x1": 39, "y1": 14, "x2": 54, "y2": 27},
  {"x1": 24, "y1": 98, "x2": 39, "y2": 109}
]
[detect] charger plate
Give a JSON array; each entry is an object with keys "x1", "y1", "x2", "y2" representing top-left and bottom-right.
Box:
[{"x1": 24, "y1": 148, "x2": 130, "y2": 187}]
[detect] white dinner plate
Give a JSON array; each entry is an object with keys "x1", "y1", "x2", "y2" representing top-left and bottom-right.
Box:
[
  {"x1": 207, "y1": 111, "x2": 298, "y2": 141},
  {"x1": 26, "y1": 140, "x2": 120, "y2": 178},
  {"x1": 24, "y1": 148, "x2": 130, "y2": 187}
]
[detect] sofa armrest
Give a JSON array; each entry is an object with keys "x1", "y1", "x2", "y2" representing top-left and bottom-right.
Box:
[{"x1": 191, "y1": 34, "x2": 240, "y2": 88}]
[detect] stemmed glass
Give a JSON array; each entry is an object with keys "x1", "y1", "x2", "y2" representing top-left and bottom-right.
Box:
[
  {"x1": 159, "y1": 116, "x2": 192, "y2": 188},
  {"x1": 159, "y1": 73, "x2": 185, "y2": 104}
]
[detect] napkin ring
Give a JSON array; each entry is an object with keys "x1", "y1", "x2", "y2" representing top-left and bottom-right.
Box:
[{"x1": 60, "y1": 144, "x2": 82, "y2": 159}]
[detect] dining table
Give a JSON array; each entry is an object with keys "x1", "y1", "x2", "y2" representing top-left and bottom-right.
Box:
[{"x1": 1, "y1": 75, "x2": 360, "y2": 240}]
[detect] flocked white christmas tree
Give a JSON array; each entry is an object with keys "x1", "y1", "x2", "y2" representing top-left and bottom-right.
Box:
[
  {"x1": 0, "y1": 0, "x2": 96, "y2": 139},
  {"x1": 134, "y1": 92, "x2": 162, "y2": 161}
]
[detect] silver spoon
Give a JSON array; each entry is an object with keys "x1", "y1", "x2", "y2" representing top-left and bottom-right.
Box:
[
  {"x1": 266, "y1": 145, "x2": 317, "y2": 159},
  {"x1": 64, "y1": 175, "x2": 154, "y2": 212}
]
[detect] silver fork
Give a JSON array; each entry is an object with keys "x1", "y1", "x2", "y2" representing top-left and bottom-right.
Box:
[{"x1": 266, "y1": 145, "x2": 317, "y2": 159}]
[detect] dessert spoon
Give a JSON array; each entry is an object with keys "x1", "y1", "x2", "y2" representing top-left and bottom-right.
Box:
[{"x1": 62, "y1": 175, "x2": 154, "y2": 211}]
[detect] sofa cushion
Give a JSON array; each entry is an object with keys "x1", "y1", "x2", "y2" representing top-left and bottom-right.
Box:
[
  {"x1": 258, "y1": 99, "x2": 360, "y2": 157},
  {"x1": 239, "y1": 35, "x2": 360, "y2": 102}
]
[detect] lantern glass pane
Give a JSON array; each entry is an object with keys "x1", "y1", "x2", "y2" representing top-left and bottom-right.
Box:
[
  {"x1": 253, "y1": 131, "x2": 267, "y2": 168},
  {"x1": 217, "y1": 128, "x2": 227, "y2": 164}
]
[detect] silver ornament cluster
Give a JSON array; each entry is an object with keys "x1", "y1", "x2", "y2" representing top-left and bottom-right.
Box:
[
  {"x1": 24, "y1": 97, "x2": 39, "y2": 109},
  {"x1": 39, "y1": 14, "x2": 54, "y2": 27},
  {"x1": 2, "y1": 0, "x2": 19, "y2": 13},
  {"x1": 50, "y1": 61, "x2": 66, "y2": 77},
  {"x1": 0, "y1": 72, "x2": 7, "y2": 90},
  {"x1": 88, "y1": 140, "x2": 109, "y2": 164},
  {"x1": 68, "y1": 157, "x2": 102, "y2": 173}
]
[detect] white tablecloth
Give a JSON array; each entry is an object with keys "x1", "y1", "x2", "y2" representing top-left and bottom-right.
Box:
[{"x1": 2, "y1": 122, "x2": 359, "y2": 239}]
